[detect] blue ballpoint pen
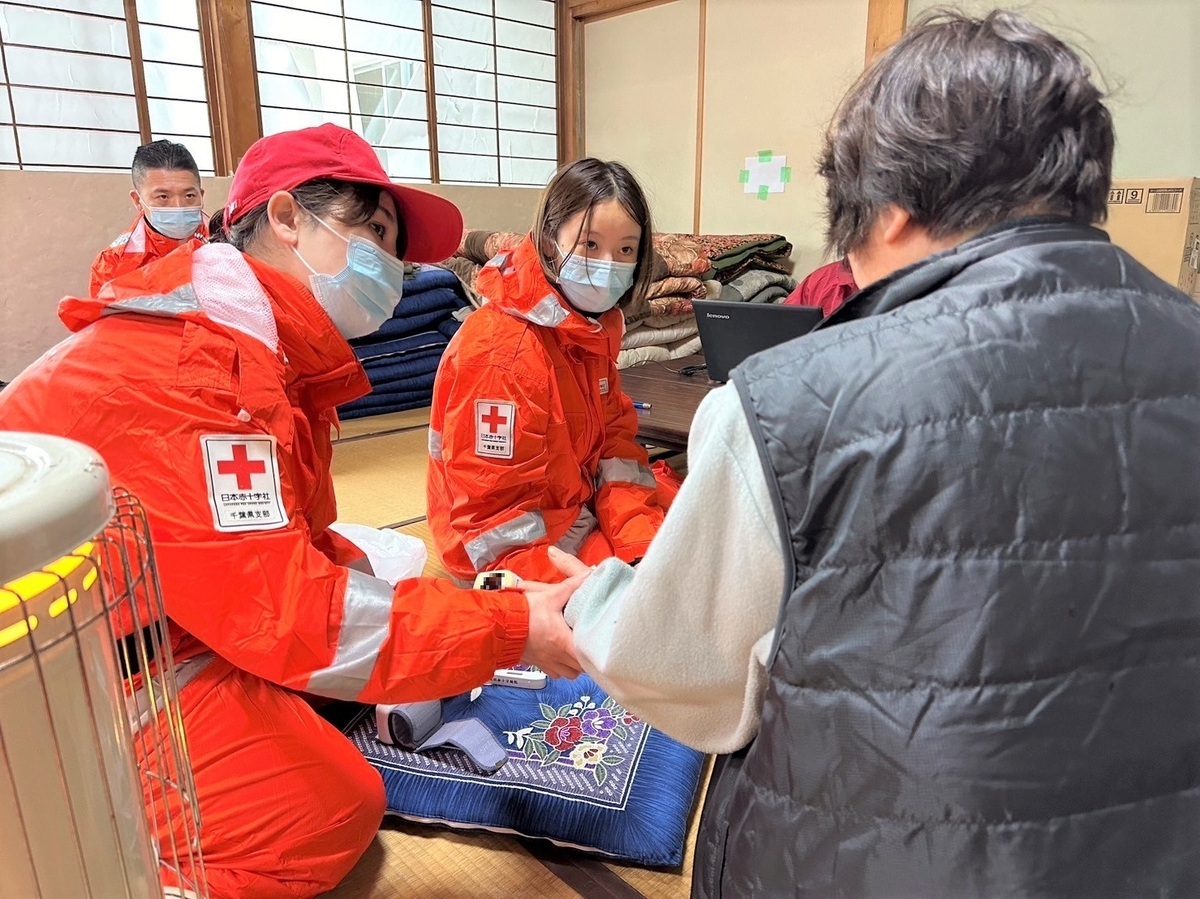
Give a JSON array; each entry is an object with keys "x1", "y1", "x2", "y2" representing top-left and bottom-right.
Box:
[{"x1": 633, "y1": 401, "x2": 652, "y2": 411}]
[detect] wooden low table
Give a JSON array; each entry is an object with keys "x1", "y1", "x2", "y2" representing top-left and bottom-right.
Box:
[{"x1": 618, "y1": 355, "x2": 718, "y2": 452}]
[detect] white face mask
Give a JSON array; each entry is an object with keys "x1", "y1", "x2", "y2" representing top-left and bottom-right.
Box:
[
  {"x1": 142, "y1": 202, "x2": 203, "y2": 240},
  {"x1": 292, "y1": 211, "x2": 406, "y2": 340},
  {"x1": 555, "y1": 243, "x2": 636, "y2": 315}
]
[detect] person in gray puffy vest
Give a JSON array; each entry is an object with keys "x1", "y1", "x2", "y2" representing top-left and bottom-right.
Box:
[{"x1": 550, "y1": 8, "x2": 1200, "y2": 897}]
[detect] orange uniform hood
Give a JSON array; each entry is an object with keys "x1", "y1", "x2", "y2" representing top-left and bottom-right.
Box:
[
  {"x1": 62, "y1": 241, "x2": 369, "y2": 408},
  {"x1": 474, "y1": 235, "x2": 624, "y2": 358}
]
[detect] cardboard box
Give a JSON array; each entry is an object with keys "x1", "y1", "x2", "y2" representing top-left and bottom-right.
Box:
[{"x1": 1104, "y1": 177, "x2": 1200, "y2": 301}]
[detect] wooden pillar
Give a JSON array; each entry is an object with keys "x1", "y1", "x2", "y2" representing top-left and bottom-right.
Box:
[
  {"x1": 865, "y1": 0, "x2": 909, "y2": 65},
  {"x1": 197, "y1": 0, "x2": 263, "y2": 176},
  {"x1": 122, "y1": 0, "x2": 153, "y2": 144},
  {"x1": 692, "y1": 0, "x2": 706, "y2": 234},
  {"x1": 421, "y1": 0, "x2": 441, "y2": 182},
  {"x1": 556, "y1": 2, "x2": 584, "y2": 163}
]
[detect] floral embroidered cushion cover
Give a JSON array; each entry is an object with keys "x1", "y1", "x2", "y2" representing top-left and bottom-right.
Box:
[{"x1": 343, "y1": 674, "x2": 707, "y2": 866}]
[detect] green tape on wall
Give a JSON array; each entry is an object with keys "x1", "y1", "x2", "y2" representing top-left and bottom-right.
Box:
[
  {"x1": 758, "y1": 150, "x2": 773, "y2": 162},
  {"x1": 780, "y1": 166, "x2": 792, "y2": 183},
  {"x1": 738, "y1": 169, "x2": 750, "y2": 183},
  {"x1": 757, "y1": 185, "x2": 769, "y2": 200}
]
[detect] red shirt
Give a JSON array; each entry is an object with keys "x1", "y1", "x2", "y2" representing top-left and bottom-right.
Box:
[{"x1": 783, "y1": 260, "x2": 858, "y2": 317}]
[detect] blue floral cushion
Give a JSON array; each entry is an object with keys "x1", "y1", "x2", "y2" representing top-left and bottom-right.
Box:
[{"x1": 344, "y1": 675, "x2": 707, "y2": 866}]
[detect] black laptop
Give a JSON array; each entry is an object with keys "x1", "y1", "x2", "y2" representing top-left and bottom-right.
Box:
[{"x1": 692, "y1": 299, "x2": 823, "y2": 381}]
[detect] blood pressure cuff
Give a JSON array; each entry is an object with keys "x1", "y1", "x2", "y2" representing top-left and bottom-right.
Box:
[{"x1": 375, "y1": 701, "x2": 507, "y2": 774}]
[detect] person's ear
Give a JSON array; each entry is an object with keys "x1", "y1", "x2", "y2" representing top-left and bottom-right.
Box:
[
  {"x1": 266, "y1": 191, "x2": 303, "y2": 248},
  {"x1": 129, "y1": 189, "x2": 141, "y2": 212},
  {"x1": 878, "y1": 204, "x2": 913, "y2": 246}
]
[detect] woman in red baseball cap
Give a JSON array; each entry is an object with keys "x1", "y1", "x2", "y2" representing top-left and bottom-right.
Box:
[{"x1": 0, "y1": 124, "x2": 583, "y2": 897}]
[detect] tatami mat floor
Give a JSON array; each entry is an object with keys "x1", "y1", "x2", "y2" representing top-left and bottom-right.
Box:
[
  {"x1": 331, "y1": 428, "x2": 431, "y2": 528},
  {"x1": 336, "y1": 408, "x2": 432, "y2": 442},
  {"x1": 328, "y1": 410, "x2": 703, "y2": 898}
]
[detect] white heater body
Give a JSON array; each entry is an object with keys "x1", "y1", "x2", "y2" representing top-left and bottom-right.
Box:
[{"x1": 0, "y1": 432, "x2": 206, "y2": 898}]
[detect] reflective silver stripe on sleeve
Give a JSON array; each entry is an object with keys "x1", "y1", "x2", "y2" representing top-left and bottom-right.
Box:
[
  {"x1": 306, "y1": 569, "x2": 394, "y2": 700},
  {"x1": 596, "y1": 457, "x2": 657, "y2": 489},
  {"x1": 464, "y1": 510, "x2": 547, "y2": 572},
  {"x1": 555, "y1": 506, "x2": 598, "y2": 556},
  {"x1": 520, "y1": 293, "x2": 569, "y2": 328},
  {"x1": 428, "y1": 428, "x2": 443, "y2": 462},
  {"x1": 105, "y1": 283, "x2": 200, "y2": 317}
]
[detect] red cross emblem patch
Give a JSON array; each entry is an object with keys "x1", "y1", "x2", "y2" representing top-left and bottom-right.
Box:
[
  {"x1": 200, "y1": 434, "x2": 287, "y2": 532},
  {"x1": 475, "y1": 400, "x2": 516, "y2": 460}
]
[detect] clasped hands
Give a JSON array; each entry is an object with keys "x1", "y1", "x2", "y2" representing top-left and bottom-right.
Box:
[{"x1": 514, "y1": 545, "x2": 594, "y2": 680}]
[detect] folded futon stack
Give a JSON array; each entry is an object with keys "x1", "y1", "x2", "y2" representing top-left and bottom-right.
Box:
[{"x1": 337, "y1": 265, "x2": 468, "y2": 421}]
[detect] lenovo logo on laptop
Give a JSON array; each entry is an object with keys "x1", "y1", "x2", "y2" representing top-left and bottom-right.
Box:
[{"x1": 705, "y1": 312, "x2": 731, "y2": 320}]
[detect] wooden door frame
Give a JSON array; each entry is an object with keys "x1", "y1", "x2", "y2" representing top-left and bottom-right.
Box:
[
  {"x1": 559, "y1": 0, "x2": 686, "y2": 163},
  {"x1": 559, "y1": 0, "x2": 910, "y2": 165}
]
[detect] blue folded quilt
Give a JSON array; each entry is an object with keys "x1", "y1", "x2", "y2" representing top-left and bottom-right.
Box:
[
  {"x1": 370, "y1": 306, "x2": 461, "y2": 340},
  {"x1": 405, "y1": 264, "x2": 464, "y2": 296},
  {"x1": 356, "y1": 333, "x2": 448, "y2": 366},
  {"x1": 346, "y1": 373, "x2": 438, "y2": 404},
  {"x1": 358, "y1": 351, "x2": 442, "y2": 384},
  {"x1": 338, "y1": 396, "x2": 432, "y2": 420}
]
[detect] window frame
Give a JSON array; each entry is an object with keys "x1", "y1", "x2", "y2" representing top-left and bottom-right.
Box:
[
  {"x1": 241, "y1": 0, "x2": 561, "y2": 186},
  {"x1": 1, "y1": 0, "x2": 639, "y2": 176},
  {"x1": 0, "y1": 0, "x2": 217, "y2": 172}
]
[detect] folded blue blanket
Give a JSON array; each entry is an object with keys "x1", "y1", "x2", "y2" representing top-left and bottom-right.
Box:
[
  {"x1": 405, "y1": 264, "x2": 464, "y2": 296},
  {"x1": 359, "y1": 351, "x2": 442, "y2": 384},
  {"x1": 340, "y1": 267, "x2": 469, "y2": 422},
  {"x1": 370, "y1": 306, "x2": 460, "y2": 340},
  {"x1": 356, "y1": 333, "x2": 448, "y2": 365},
  {"x1": 342, "y1": 375, "x2": 437, "y2": 408},
  {"x1": 338, "y1": 395, "x2": 432, "y2": 420}
]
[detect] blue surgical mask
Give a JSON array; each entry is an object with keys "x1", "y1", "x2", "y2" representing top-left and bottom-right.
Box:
[
  {"x1": 292, "y1": 211, "x2": 406, "y2": 340},
  {"x1": 143, "y1": 203, "x2": 203, "y2": 240},
  {"x1": 555, "y1": 244, "x2": 636, "y2": 316}
]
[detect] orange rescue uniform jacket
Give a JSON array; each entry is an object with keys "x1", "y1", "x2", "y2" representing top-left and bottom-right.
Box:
[
  {"x1": 0, "y1": 242, "x2": 528, "y2": 702},
  {"x1": 427, "y1": 235, "x2": 672, "y2": 583},
  {"x1": 89, "y1": 214, "x2": 207, "y2": 297}
]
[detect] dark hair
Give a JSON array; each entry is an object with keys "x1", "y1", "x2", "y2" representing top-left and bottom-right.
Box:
[
  {"x1": 819, "y1": 9, "x2": 1114, "y2": 257},
  {"x1": 132, "y1": 139, "x2": 200, "y2": 188},
  {"x1": 534, "y1": 158, "x2": 655, "y2": 310},
  {"x1": 209, "y1": 179, "x2": 407, "y2": 258}
]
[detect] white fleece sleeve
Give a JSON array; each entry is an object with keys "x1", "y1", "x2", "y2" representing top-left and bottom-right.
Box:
[{"x1": 564, "y1": 384, "x2": 786, "y2": 754}]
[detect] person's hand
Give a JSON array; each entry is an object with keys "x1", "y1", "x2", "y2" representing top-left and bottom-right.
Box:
[
  {"x1": 547, "y1": 545, "x2": 593, "y2": 579},
  {"x1": 517, "y1": 567, "x2": 588, "y2": 680}
]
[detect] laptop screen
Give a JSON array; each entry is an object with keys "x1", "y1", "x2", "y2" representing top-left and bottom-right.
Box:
[{"x1": 692, "y1": 299, "x2": 824, "y2": 381}]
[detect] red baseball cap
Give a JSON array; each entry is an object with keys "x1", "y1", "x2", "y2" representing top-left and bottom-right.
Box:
[{"x1": 224, "y1": 124, "x2": 464, "y2": 263}]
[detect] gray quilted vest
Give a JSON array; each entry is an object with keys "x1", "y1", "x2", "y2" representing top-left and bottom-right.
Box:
[{"x1": 693, "y1": 220, "x2": 1200, "y2": 897}]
